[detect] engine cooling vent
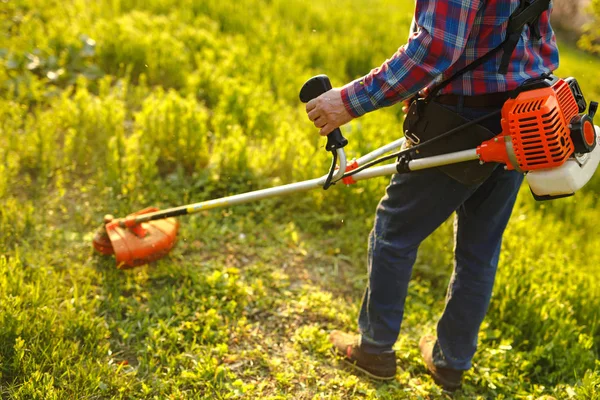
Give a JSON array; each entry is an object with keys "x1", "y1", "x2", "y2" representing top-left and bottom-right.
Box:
[
  {"x1": 501, "y1": 83, "x2": 577, "y2": 171},
  {"x1": 554, "y1": 79, "x2": 579, "y2": 122}
]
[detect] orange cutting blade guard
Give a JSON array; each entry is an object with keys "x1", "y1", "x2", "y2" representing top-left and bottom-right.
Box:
[{"x1": 92, "y1": 207, "x2": 179, "y2": 269}]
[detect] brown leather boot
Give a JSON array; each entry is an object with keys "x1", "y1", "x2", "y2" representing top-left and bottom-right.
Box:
[
  {"x1": 329, "y1": 331, "x2": 396, "y2": 380},
  {"x1": 419, "y1": 335, "x2": 463, "y2": 391}
]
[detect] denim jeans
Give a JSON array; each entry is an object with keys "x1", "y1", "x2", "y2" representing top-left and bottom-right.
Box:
[{"x1": 358, "y1": 99, "x2": 524, "y2": 370}]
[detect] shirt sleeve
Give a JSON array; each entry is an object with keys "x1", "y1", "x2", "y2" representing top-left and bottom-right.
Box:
[{"x1": 341, "y1": 0, "x2": 482, "y2": 118}]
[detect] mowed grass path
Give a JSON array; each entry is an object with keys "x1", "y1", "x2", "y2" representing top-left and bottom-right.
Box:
[{"x1": 1, "y1": 0, "x2": 600, "y2": 398}]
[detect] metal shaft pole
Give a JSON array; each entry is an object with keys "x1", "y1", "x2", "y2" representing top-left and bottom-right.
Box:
[
  {"x1": 131, "y1": 146, "x2": 480, "y2": 225},
  {"x1": 408, "y1": 149, "x2": 479, "y2": 170},
  {"x1": 134, "y1": 148, "x2": 346, "y2": 224}
]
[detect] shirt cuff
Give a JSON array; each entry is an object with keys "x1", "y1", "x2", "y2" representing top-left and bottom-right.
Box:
[{"x1": 341, "y1": 78, "x2": 378, "y2": 118}]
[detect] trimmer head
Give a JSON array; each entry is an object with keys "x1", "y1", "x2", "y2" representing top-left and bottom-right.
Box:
[{"x1": 92, "y1": 207, "x2": 179, "y2": 269}]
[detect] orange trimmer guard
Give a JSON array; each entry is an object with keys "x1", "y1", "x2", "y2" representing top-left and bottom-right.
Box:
[{"x1": 99, "y1": 207, "x2": 179, "y2": 269}]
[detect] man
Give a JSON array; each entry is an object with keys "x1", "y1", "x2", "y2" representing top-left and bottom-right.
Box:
[{"x1": 305, "y1": 0, "x2": 557, "y2": 391}]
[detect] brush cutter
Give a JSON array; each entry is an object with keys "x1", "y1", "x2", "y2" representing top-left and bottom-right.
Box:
[{"x1": 93, "y1": 74, "x2": 600, "y2": 269}]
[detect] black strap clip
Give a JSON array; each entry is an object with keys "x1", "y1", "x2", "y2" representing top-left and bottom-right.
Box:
[
  {"x1": 403, "y1": 97, "x2": 427, "y2": 143},
  {"x1": 396, "y1": 151, "x2": 414, "y2": 174}
]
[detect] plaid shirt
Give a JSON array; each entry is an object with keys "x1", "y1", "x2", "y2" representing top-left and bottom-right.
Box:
[{"x1": 341, "y1": 0, "x2": 559, "y2": 117}]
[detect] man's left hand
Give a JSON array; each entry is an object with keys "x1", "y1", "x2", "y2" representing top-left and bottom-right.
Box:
[{"x1": 306, "y1": 88, "x2": 353, "y2": 136}]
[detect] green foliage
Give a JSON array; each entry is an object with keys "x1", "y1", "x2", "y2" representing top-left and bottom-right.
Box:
[
  {"x1": 578, "y1": 0, "x2": 600, "y2": 55},
  {"x1": 1, "y1": 0, "x2": 600, "y2": 398},
  {"x1": 135, "y1": 88, "x2": 210, "y2": 175},
  {"x1": 94, "y1": 11, "x2": 191, "y2": 89}
]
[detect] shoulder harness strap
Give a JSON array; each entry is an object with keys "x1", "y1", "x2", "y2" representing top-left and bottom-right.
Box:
[
  {"x1": 424, "y1": 0, "x2": 551, "y2": 102},
  {"x1": 499, "y1": 0, "x2": 551, "y2": 74}
]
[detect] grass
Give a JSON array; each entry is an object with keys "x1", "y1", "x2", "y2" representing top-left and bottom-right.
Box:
[{"x1": 1, "y1": 0, "x2": 600, "y2": 398}]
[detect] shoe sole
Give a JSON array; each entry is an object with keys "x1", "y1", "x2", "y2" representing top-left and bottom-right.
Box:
[
  {"x1": 419, "y1": 337, "x2": 461, "y2": 391},
  {"x1": 330, "y1": 348, "x2": 396, "y2": 381},
  {"x1": 429, "y1": 373, "x2": 461, "y2": 392}
]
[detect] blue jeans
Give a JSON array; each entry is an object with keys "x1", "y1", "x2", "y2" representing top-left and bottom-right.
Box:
[{"x1": 358, "y1": 101, "x2": 524, "y2": 370}]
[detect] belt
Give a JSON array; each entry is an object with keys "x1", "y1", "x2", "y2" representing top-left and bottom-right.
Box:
[{"x1": 435, "y1": 91, "x2": 512, "y2": 108}]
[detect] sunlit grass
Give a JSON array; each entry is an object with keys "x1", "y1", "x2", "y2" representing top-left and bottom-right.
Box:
[{"x1": 1, "y1": 0, "x2": 600, "y2": 398}]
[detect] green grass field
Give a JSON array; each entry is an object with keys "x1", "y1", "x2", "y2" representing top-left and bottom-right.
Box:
[{"x1": 1, "y1": 0, "x2": 600, "y2": 398}]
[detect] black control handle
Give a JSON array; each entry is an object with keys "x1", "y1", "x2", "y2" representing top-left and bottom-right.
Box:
[{"x1": 299, "y1": 75, "x2": 348, "y2": 151}]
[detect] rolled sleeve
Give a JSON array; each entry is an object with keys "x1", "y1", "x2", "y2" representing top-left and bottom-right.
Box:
[
  {"x1": 342, "y1": 0, "x2": 481, "y2": 117},
  {"x1": 341, "y1": 79, "x2": 378, "y2": 118}
]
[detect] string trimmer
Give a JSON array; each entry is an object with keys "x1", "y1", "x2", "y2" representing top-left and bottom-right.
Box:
[{"x1": 93, "y1": 75, "x2": 600, "y2": 269}]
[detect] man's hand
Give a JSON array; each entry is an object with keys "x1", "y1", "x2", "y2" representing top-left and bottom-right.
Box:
[{"x1": 305, "y1": 88, "x2": 353, "y2": 136}]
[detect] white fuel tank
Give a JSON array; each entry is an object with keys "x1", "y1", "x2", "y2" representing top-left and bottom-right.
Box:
[{"x1": 526, "y1": 126, "x2": 600, "y2": 200}]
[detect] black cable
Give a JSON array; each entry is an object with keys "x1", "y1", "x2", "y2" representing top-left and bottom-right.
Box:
[
  {"x1": 335, "y1": 108, "x2": 502, "y2": 183},
  {"x1": 322, "y1": 150, "x2": 337, "y2": 190}
]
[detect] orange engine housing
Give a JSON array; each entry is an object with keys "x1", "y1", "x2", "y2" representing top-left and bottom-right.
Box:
[{"x1": 478, "y1": 78, "x2": 580, "y2": 171}]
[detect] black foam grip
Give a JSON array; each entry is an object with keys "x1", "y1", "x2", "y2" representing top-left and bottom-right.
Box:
[{"x1": 299, "y1": 75, "x2": 348, "y2": 151}]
